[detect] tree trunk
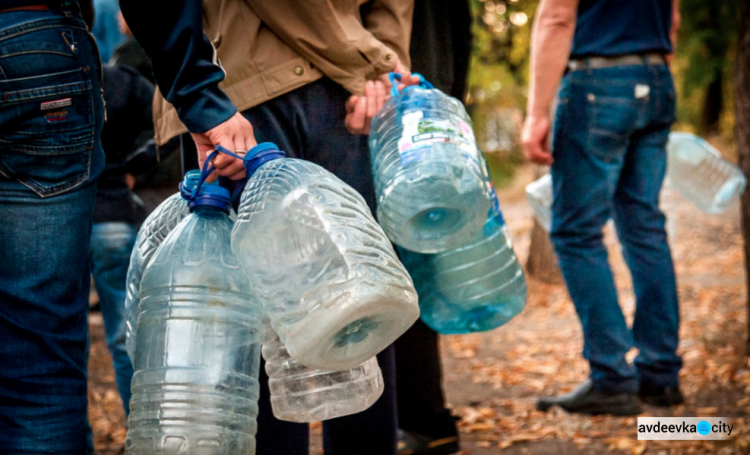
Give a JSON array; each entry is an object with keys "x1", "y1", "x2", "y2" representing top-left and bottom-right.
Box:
[
  {"x1": 701, "y1": 70, "x2": 723, "y2": 135},
  {"x1": 525, "y1": 166, "x2": 563, "y2": 284},
  {"x1": 526, "y1": 219, "x2": 563, "y2": 284},
  {"x1": 734, "y1": 0, "x2": 750, "y2": 354}
]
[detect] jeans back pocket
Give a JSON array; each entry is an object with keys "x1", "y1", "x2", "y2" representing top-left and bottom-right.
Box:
[{"x1": 0, "y1": 67, "x2": 95, "y2": 197}]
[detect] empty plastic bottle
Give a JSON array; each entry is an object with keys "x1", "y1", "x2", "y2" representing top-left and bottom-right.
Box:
[
  {"x1": 127, "y1": 184, "x2": 261, "y2": 455},
  {"x1": 232, "y1": 143, "x2": 419, "y2": 371},
  {"x1": 124, "y1": 170, "x2": 201, "y2": 362},
  {"x1": 369, "y1": 75, "x2": 491, "y2": 253},
  {"x1": 397, "y1": 190, "x2": 527, "y2": 334},
  {"x1": 666, "y1": 132, "x2": 746, "y2": 214},
  {"x1": 262, "y1": 319, "x2": 384, "y2": 422},
  {"x1": 525, "y1": 174, "x2": 552, "y2": 232}
]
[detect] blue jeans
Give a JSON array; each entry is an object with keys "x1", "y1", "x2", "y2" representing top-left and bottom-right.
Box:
[
  {"x1": 89, "y1": 222, "x2": 136, "y2": 415},
  {"x1": 550, "y1": 63, "x2": 682, "y2": 394},
  {"x1": 0, "y1": 5, "x2": 105, "y2": 454}
]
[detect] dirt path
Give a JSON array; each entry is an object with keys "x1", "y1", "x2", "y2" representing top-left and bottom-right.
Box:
[{"x1": 88, "y1": 164, "x2": 750, "y2": 454}]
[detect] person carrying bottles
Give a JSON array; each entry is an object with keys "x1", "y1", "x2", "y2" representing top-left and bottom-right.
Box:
[
  {"x1": 521, "y1": 0, "x2": 684, "y2": 415},
  {"x1": 118, "y1": 0, "x2": 419, "y2": 453}
]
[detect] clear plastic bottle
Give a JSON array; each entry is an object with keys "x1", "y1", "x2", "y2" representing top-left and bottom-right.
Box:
[
  {"x1": 397, "y1": 190, "x2": 527, "y2": 334},
  {"x1": 370, "y1": 82, "x2": 491, "y2": 253},
  {"x1": 525, "y1": 174, "x2": 552, "y2": 232},
  {"x1": 124, "y1": 170, "x2": 201, "y2": 363},
  {"x1": 667, "y1": 132, "x2": 746, "y2": 214},
  {"x1": 232, "y1": 144, "x2": 419, "y2": 371},
  {"x1": 127, "y1": 185, "x2": 261, "y2": 455},
  {"x1": 262, "y1": 319, "x2": 383, "y2": 422}
]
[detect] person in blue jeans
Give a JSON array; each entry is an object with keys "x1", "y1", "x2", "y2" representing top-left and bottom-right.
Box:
[
  {"x1": 0, "y1": 1, "x2": 106, "y2": 453},
  {"x1": 521, "y1": 0, "x2": 684, "y2": 415}
]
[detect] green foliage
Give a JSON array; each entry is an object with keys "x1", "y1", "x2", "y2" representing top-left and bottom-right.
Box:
[{"x1": 674, "y1": 0, "x2": 738, "y2": 134}]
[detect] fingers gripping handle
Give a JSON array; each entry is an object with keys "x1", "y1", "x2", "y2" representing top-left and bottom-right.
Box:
[
  {"x1": 185, "y1": 142, "x2": 287, "y2": 205},
  {"x1": 388, "y1": 72, "x2": 435, "y2": 97}
]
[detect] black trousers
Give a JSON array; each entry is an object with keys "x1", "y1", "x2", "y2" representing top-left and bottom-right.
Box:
[{"x1": 181, "y1": 77, "x2": 396, "y2": 455}]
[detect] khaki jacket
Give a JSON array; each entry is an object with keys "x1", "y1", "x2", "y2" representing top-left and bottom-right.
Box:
[{"x1": 153, "y1": 0, "x2": 414, "y2": 145}]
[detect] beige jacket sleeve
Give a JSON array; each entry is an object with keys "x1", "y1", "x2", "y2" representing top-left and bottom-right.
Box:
[
  {"x1": 246, "y1": 0, "x2": 414, "y2": 95},
  {"x1": 362, "y1": 0, "x2": 414, "y2": 70}
]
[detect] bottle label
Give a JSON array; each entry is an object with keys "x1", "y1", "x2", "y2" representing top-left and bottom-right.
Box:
[{"x1": 397, "y1": 111, "x2": 481, "y2": 167}]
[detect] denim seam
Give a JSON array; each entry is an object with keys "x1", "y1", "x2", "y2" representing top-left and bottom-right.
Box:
[
  {"x1": 0, "y1": 49, "x2": 75, "y2": 59},
  {"x1": 0, "y1": 18, "x2": 87, "y2": 43},
  {"x1": 1, "y1": 79, "x2": 91, "y2": 103}
]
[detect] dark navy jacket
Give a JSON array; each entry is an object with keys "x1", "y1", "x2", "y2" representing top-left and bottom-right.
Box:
[{"x1": 0, "y1": 0, "x2": 235, "y2": 134}]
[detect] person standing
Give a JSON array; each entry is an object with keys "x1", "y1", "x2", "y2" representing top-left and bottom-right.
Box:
[
  {"x1": 521, "y1": 0, "x2": 683, "y2": 415},
  {"x1": 119, "y1": 1, "x2": 417, "y2": 453},
  {"x1": 0, "y1": 1, "x2": 106, "y2": 452}
]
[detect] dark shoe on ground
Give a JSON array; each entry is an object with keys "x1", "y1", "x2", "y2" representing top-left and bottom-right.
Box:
[
  {"x1": 536, "y1": 380, "x2": 642, "y2": 416},
  {"x1": 639, "y1": 383, "x2": 684, "y2": 407},
  {"x1": 397, "y1": 429, "x2": 460, "y2": 455}
]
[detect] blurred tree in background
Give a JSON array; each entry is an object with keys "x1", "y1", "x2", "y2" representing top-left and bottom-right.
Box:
[{"x1": 674, "y1": 0, "x2": 738, "y2": 136}]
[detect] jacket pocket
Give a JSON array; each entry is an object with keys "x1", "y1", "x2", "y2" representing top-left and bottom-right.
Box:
[{"x1": 0, "y1": 68, "x2": 95, "y2": 197}]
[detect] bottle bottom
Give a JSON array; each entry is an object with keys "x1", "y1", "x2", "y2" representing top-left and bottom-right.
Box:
[
  {"x1": 270, "y1": 367, "x2": 384, "y2": 422},
  {"x1": 420, "y1": 293, "x2": 527, "y2": 334}
]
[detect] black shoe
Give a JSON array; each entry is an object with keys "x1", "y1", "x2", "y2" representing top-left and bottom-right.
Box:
[
  {"x1": 397, "y1": 430, "x2": 460, "y2": 455},
  {"x1": 536, "y1": 380, "x2": 642, "y2": 416},
  {"x1": 639, "y1": 383, "x2": 684, "y2": 407}
]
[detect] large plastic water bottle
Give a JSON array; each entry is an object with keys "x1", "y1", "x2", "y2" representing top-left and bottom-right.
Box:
[
  {"x1": 666, "y1": 132, "x2": 746, "y2": 213},
  {"x1": 124, "y1": 170, "x2": 202, "y2": 362},
  {"x1": 369, "y1": 75, "x2": 491, "y2": 253},
  {"x1": 262, "y1": 319, "x2": 383, "y2": 422},
  {"x1": 127, "y1": 184, "x2": 261, "y2": 454},
  {"x1": 525, "y1": 174, "x2": 552, "y2": 232},
  {"x1": 397, "y1": 190, "x2": 527, "y2": 334},
  {"x1": 232, "y1": 143, "x2": 419, "y2": 371}
]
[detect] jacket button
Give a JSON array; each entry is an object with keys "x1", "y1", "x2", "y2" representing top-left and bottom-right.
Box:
[
  {"x1": 294, "y1": 66, "x2": 304, "y2": 76},
  {"x1": 385, "y1": 53, "x2": 393, "y2": 61}
]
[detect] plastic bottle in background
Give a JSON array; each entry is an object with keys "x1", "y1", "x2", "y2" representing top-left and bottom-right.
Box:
[
  {"x1": 398, "y1": 190, "x2": 527, "y2": 334},
  {"x1": 370, "y1": 78, "x2": 491, "y2": 253},
  {"x1": 124, "y1": 170, "x2": 201, "y2": 362},
  {"x1": 667, "y1": 132, "x2": 746, "y2": 213},
  {"x1": 232, "y1": 143, "x2": 419, "y2": 371},
  {"x1": 262, "y1": 319, "x2": 384, "y2": 422},
  {"x1": 127, "y1": 185, "x2": 261, "y2": 455},
  {"x1": 525, "y1": 174, "x2": 552, "y2": 232}
]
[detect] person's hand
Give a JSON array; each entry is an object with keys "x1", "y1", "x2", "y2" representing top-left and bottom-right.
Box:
[
  {"x1": 345, "y1": 59, "x2": 422, "y2": 135},
  {"x1": 125, "y1": 173, "x2": 136, "y2": 190},
  {"x1": 521, "y1": 114, "x2": 554, "y2": 165},
  {"x1": 190, "y1": 112, "x2": 255, "y2": 181},
  {"x1": 345, "y1": 80, "x2": 387, "y2": 135},
  {"x1": 378, "y1": 61, "x2": 421, "y2": 96}
]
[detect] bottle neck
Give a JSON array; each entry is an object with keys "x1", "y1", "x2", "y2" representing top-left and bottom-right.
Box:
[{"x1": 191, "y1": 204, "x2": 229, "y2": 216}]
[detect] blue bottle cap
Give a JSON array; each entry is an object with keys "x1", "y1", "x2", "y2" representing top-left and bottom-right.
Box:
[
  {"x1": 188, "y1": 184, "x2": 232, "y2": 213},
  {"x1": 244, "y1": 142, "x2": 287, "y2": 177}
]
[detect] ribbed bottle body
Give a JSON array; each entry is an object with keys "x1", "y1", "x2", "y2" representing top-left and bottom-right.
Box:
[
  {"x1": 125, "y1": 192, "x2": 190, "y2": 363},
  {"x1": 398, "y1": 195, "x2": 527, "y2": 334},
  {"x1": 127, "y1": 208, "x2": 261, "y2": 455},
  {"x1": 370, "y1": 87, "x2": 491, "y2": 253},
  {"x1": 232, "y1": 158, "x2": 418, "y2": 371},
  {"x1": 262, "y1": 320, "x2": 383, "y2": 422},
  {"x1": 667, "y1": 132, "x2": 746, "y2": 214}
]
